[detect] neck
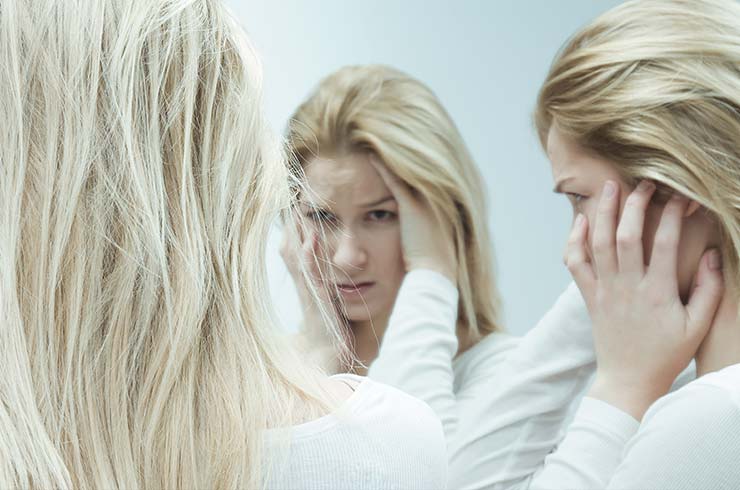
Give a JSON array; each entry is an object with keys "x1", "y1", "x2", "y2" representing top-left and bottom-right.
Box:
[
  {"x1": 695, "y1": 285, "x2": 740, "y2": 377},
  {"x1": 348, "y1": 313, "x2": 391, "y2": 376}
]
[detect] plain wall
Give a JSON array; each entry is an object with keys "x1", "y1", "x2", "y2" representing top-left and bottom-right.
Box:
[{"x1": 228, "y1": 0, "x2": 624, "y2": 335}]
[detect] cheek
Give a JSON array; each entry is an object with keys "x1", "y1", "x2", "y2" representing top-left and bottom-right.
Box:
[
  {"x1": 640, "y1": 205, "x2": 705, "y2": 298},
  {"x1": 370, "y1": 227, "x2": 405, "y2": 278}
]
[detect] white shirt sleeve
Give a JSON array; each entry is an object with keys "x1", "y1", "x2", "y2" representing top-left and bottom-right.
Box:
[
  {"x1": 529, "y1": 397, "x2": 639, "y2": 489},
  {"x1": 368, "y1": 269, "x2": 460, "y2": 436},
  {"x1": 370, "y1": 272, "x2": 597, "y2": 490},
  {"x1": 531, "y1": 372, "x2": 740, "y2": 490},
  {"x1": 448, "y1": 282, "x2": 595, "y2": 490}
]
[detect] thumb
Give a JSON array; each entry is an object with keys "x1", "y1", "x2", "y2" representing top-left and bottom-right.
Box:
[{"x1": 686, "y1": 248, "x2": 724, "y2": 337}]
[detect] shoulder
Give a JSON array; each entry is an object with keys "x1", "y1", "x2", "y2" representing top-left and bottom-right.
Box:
[
  {"x1": 611, "y1": 365, "x2": 740, "y2": 488},
  {"x1": 643, "y1": 362, "x2": 740, "y2": 425},
  {"x1": 342, "y1": 375, "x2": 446, "y2": 440},
  {"x1": 264, "y1": 376, "x2": 447, "y2": 489},
  {"x1": 314, "y1": 376, "x2": 449, "y2": 488}
]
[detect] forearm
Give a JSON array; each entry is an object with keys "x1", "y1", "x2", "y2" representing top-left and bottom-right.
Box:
[
  {"x1": 447, "y1": 283, "x2": 596, "y2": 490},
  {"x1": 368, "y1": 269, "x2": 460, "y2": 436}
]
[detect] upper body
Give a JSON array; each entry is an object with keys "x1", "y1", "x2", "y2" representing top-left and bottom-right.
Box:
[
  {"x1": 530, "y1": 1, "x2": 740, "y2": 488},
  {"x1": 282, "y1": 64, "x2": 503, "y2": 376}
]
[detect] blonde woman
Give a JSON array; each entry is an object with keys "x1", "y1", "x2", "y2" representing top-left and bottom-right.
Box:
[
  {"x1": 0, "y1": 1, "x2": 448, "y2": 488},
  {"x1": 283, "y1": 65, "x2": 599, "y2": 488},
  {"x1": 524, "y1": 0, "x2": 739, "y2": 487}
]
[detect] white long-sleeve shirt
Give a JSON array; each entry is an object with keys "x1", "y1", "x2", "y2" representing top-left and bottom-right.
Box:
[
  {"x1": 263, "y1": 373, "x2": 448, "y2": 490},
  {"x1": 531, "y1": 363, "x2": 740, "y2": 489},
  {"x1": 368, "y1": 270, "x2": 596, "y2": 489}
]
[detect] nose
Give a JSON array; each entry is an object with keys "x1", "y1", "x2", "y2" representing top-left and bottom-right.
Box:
[{"x1": 331, "y1": 229, "x2": 368, "y2": 273}]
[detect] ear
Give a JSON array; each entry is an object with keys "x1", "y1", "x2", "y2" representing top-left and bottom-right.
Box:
[{"x1": 685, "y1": 200, "x2": 701, "y2": 217}]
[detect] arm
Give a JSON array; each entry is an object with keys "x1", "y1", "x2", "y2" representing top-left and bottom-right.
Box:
[
  {"x1": 365, "y1": 159, "x2": 460, "y2": 436},
  {"x1": 533, "y1": 380, "x2": 740, "y2": 490},
  {"x1": 607, "y1": 382, "x2": 740, "y2": 489},
  {"x1": 448, "y1": 282, "x2": 596, "y2": 490},
  {"x1": 368, "y1": 269, "x2": 460, "y2": 436},
  {"x1": 529, "y1": 181, "x2": 724, "y2": 489}
]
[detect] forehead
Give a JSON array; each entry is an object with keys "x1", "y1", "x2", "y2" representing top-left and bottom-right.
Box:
[
  {"x1": 546, "y1": 125, "x2": 620, "y2": 182},
  {"x1": 303, "y1": 152, "x2": 390, "y2": 205}
]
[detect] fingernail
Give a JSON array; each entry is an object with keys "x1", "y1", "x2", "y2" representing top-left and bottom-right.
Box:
[
  {"x1": 574, "y1": 213, "x2": 584, "y2": 226},
  {"x1": 709, "y1": 249, "x2": 722, "y2": 270},
  {"x1": 637, "y1": 180, "x2": 655, "y2": 192},
  {"x1": 603, "y1": 181, "x2": 616, "y2": 198}
]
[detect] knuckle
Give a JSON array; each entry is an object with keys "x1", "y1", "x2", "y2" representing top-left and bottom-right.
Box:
[
  {"x1": 592, "y1": 238, "x2": 611, "y2": 255},
  {"x1": 566, "y1": 260, "x2": 581, "y2": 275},
  {"x1": 625, "y1": 192, "x2": 647, "y2": 208},
  {"x1": 652, "y1": 233, "x2": 676, "y2": 251},
  {"x1": 616, "y1": 231, "x2": 639, "y2": 248}
]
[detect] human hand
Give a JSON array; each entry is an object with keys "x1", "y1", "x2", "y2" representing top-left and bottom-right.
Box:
[
  {"x1": 565, "y1": 180, "x2": 724, "y2": 420},
  {"x1": 368, "y1": 157, "x2": 458, "y2": 284},
  {"x1": 280, "y1": 214, "x2": 339, "y2": 339}
]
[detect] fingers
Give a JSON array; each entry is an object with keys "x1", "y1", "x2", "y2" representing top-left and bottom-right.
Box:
[
  {"x1": 592, "y1": 181, "x2": 620, "y2": 276},
  {"x1": 565, "y1": 213, "x2": 596, "y2": 303},
  {"x1": 367, "y1": 155, "x2": 415, "y2": 205},
  {"x1": 280, "y1": 213, "x2": 304, "y2": 267},
  {"x1": 615, "y1": 181, "x2": 656, "y2": 278},
  {"x1": 685, "y1": 248, "x2": 724, "y2": 339},
  {"x1": 647, "y1": 194, "x2": 689, "y2": 288}
]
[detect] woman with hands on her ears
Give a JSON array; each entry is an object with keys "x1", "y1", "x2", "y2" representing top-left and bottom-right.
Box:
[
  {"x1": 565, "y1": 181, "x2": 722, "y2": 421},
  {"x1": 525, "y1": 0, "x2": 740, "y2": 487},
  {"x1": 283, "y1": 65, "x2": 601, "y2": 489}
]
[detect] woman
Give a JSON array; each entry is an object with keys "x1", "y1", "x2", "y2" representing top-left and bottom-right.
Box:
[
  {"x1": 528, "y1": 0, "x2": 737, "y2": 487},
  {"x1": 283, "y1": 64, "x2": 598, "y2": 487},
  {"x1": 0, "y1": 1, "x2": 446, "y2": 488}
]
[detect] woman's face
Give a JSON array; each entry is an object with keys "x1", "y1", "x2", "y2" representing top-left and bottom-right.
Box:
[
  {"x1": 546, "y1": 125, "x2": 717, "y2": 300},
  {"x1": 301, "y1": 152, "x2": 406, "y2": 323}
]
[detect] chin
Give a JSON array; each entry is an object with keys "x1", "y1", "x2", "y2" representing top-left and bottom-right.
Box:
[{"x1": 344, "y1": 302, "x2": 387, "y2": 324}]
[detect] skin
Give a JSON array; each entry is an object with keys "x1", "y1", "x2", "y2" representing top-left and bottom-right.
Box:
[
  {"x1": 547, "y1": 125, "x2": 728, "y2": 420},
  {"x1": 282, "y1": 151, "x2": 456, "y2": 374},
  {"x1": 300, "y1": 152, "x2": 406, "y2": 371},
  {"x1": 547, "y1": 126, "x2": 717, "y2": 299}
]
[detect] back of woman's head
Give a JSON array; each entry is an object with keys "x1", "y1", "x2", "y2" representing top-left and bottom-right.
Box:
[
  {"x1": 0, "y1": 0, "x2": 328, "y2": 488},
  {"x1": 287, "y1": 64, "x2": 502, "y2": 343},
  {"x1": 536, "y1": 0, "x2": 740, "y2": 288}
]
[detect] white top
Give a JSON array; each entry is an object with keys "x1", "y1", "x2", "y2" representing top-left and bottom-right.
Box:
[
  {"x1": 263, "y1": 373, "x2": 448, "y2": 490},
  {"x1": 530, "y1": 363, "x2": 740, "y2": 490},
  {"x1": 368, "y1": 270, "x2": 596, "y2": 489}
]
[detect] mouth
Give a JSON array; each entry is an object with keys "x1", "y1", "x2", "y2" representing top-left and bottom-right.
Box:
[{"x1": 335, "y1": 281, "x2": 375, "y2": 297}]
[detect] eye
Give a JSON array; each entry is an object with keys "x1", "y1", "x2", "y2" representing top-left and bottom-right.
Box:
[
  {"x1": 565, "y1": 192, "x2": 587, "y2": 204},
  {"x1": 367, "y1": 210, "x2": 397, "y2": 222},
  {"x1": 305, "y1": 208, "x2": 337, "y2": 224}
]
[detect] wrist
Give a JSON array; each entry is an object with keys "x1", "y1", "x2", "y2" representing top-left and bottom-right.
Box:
[
  {"x1": 588, "y1": 373, "x2": 668, "y2": 421},
  {"x1": 407, "y1": 259, "x2": 456, "y2": 285}
]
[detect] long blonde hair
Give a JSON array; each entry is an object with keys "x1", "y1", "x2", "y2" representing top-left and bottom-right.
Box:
[
  {"x1": 0, "y1": 0, "x2": 333, "y2": 488},
  {"x1": 536, "y1": 0, "x2": 740, "y2": 290},
  {"x1": 286, "y1": 65, "x2": 503, "y2": 346}
]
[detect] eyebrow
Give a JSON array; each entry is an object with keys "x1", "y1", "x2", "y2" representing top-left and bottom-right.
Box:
[
  {"x1": 552, "y1": 177, "x2": 575, "y2": 194},
  {"x1": 359, "y1": 195, "x2": 395, "y2": 208}
]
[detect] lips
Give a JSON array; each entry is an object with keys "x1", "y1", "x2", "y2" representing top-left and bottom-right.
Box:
[{"x1": 335, "y1": 281, "x2": 375, "y2": 295}]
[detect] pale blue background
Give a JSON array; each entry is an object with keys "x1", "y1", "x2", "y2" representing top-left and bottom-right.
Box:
[{"x1": 228, "y1": 1, "x2": 623, "y2": 335}]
